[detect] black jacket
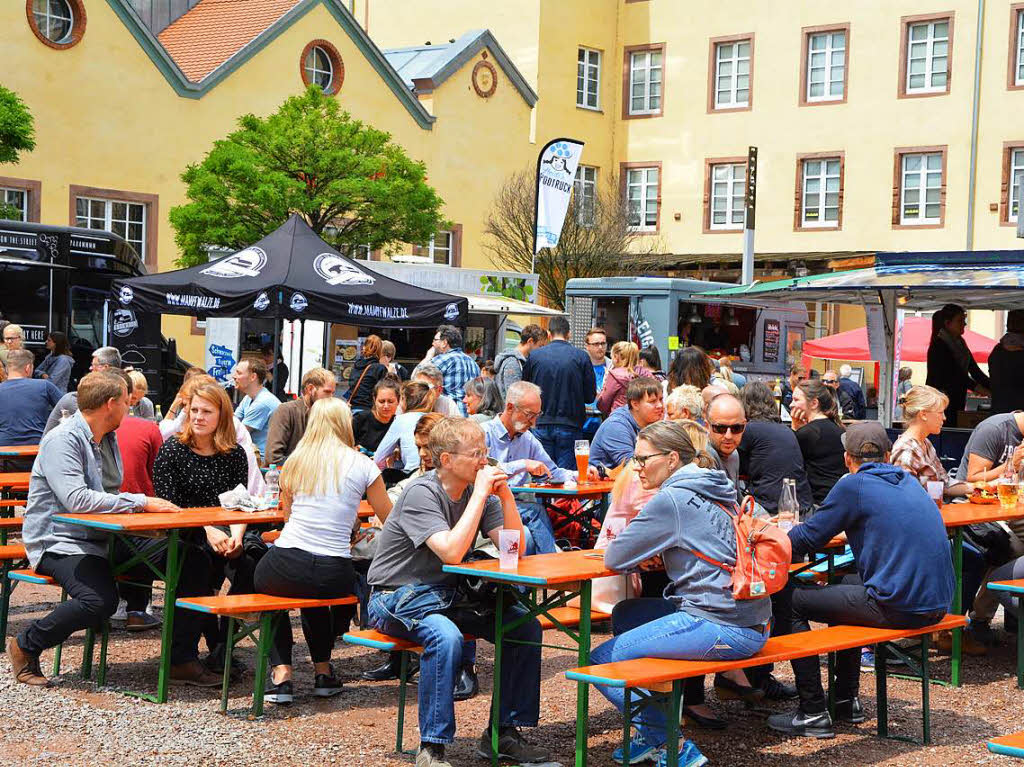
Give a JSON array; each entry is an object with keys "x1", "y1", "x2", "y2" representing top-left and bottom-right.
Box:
[
  {"x1": 926, "y1": 338, "x2": 990, "y2": 419},
  {"x1": 522, "y1": 339, "x2": 596, "y2": 429},
  {"x1": 988, "y1": 342, "x2": 1024, "y2": 414},
  {"x1": 346, "y1": 356, "x2": 387, "y2": 408}
]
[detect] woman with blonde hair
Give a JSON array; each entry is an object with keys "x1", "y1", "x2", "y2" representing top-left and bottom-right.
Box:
[
  {"x1": 373, "y1": 381, "x2": 438, "y2": 476},
  {"x1": 254, "y1": 397, "x2": 392, "y2": 704},
  {"x1": 153, "y1": 382, "x2": 254, "y2": 686},
  {"x1": 597, "y1": 341, "x2": 651, "y2": 416},
  {"x1": 892, "y1": 385, "x2": 972, "y2": 498}
]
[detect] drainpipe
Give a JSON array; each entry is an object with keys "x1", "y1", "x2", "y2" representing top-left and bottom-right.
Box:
[{"x1": 965, "y1": 0, "x2": 986, "y2": 250}]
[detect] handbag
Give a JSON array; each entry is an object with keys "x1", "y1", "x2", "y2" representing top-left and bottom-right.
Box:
[{"x1": 963, "y1": 522, "x2": 1014, "y2": 567}]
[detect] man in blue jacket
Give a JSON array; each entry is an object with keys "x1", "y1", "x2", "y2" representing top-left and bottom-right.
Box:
[
  {"x1": 522, "y1": 316, "x2": 596, "y2": 469},
  {"x1": 767, "y1": 421, "x2": 954, "y2": 739},
  {"x1": 590, "y1": 378, "x2": 664, "y2": 469}
]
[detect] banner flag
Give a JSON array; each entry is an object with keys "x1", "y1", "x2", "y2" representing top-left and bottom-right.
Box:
[{"x1": 534, "y1": 138, "x2": 585, "y2": 254}]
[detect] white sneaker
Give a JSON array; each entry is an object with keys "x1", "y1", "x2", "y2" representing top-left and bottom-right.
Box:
[{"x1": 111, "y1": 599, "x2": 128, "y2": 622}]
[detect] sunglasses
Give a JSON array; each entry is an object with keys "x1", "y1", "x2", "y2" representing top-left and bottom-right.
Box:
[{"x1": 709, "y1": 422, "x2": 746, "y2": 435}]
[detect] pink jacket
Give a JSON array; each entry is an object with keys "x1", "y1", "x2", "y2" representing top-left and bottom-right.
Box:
[{"x1": 596, "y1": 366, "x2": 653, "y2": 416}]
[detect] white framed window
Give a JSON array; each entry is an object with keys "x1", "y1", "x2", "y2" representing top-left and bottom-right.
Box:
[
  {"x1": 350, "y1": 244, "x2": 371, "y2": 260},
  {"x1": 573, "y1": 166, "x2": 598, "y2": 226},
  {"x1": 577, "y1": 47, "x2": 601, "y2": 109},
  {"x1": 801, "y1": 158, "x2": 841, "y2": 227},
  {"x1": 628, "y1": 49, "x2": 662, "y2": 115},
  {"x1": 1, "y1": 188, "x2": 28, "y2": 222},
  {"x1": 714, "y1": 40, "x2": 751, "y2": 109},
  {"x1": 32, "y1": 0, "x2": 74, "y2": 45},
  {"x1": 899, "y1": 152, "x2": 943, "y2": 225},
  {"x1": 625, "y1": 167, "x2": 659, "y2": 231},
  {"x1": 75, "y1": 197, "x2": 146, "y2": 257},
  {"x1": 1016, "y1": 10, "x2": 1024, "y2": 86},
  {"x1": 709, "y1": 163, "x2": 746, "y2": 229},
  {"x1": 1011, "y1": 148, "x2": 1024, "y2": 223},
  {"x1": 304, "y1": 46, "x2": 333, "y2": 92},
  {"x1": 806, "y1": 31, "x2": 846, "y2": 101},
  {"x1": 905, "y1": 20, "x2": 949, "y2": 94},
  {"x1": 425, "y1": 232, "x2": 452, "y2": 265}
]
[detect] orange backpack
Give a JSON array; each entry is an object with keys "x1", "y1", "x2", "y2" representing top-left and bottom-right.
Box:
[{"x1": 689, "y1": 496, "x2": 792, "y2": 600}]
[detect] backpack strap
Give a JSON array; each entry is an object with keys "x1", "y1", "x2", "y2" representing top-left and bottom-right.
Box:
[{"x1": 675, "y1": 497, "x2": 744, "y2": 574}]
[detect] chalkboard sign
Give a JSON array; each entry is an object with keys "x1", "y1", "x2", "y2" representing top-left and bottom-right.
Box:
[{"x1": 763, "y1": 319, "x2": 780, "y2": 363}]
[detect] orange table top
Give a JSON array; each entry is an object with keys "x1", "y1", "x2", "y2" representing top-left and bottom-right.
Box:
[
  {"x1": 443, "y1": 548, "x2": 616, "y2": 586},
  {"x1": 0, "y1": 516, "x2": 23, "y2": 529},
  {"x1": 515, "y1": 479, "x2": 615, "y2": 497},
  {"x1": 358, "y1": 500, "x2": 375, "y2": 519},
  {"x1": 53, "y1": 506, "x2": 284, "y2": 532},
  {"x1": 0, "y1": 473, "x2": 30, "y2": 490},
  {"x1": 941, "y1": 502, "x2": 1024, "y2": 528},
  {"x1": 0, "y1": 445, "x2": 39, "y2": 457}
]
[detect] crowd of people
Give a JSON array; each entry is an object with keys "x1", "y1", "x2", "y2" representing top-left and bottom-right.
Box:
[{"x1": 7, "y1": 311, "x2": 1019, "y2": 767}]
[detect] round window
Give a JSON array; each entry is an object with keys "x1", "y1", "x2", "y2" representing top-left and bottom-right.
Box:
[
  {"x1": 304, "y1": 46, "x2": 333, "y2": 91},
  {"x1": 299, "y1": 40, "x2": 344, "y2": 96},
  {"x1": 27, "y1": 0, "x2": 85, "y2": 49}
]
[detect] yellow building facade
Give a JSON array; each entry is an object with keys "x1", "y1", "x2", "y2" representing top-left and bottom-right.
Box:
[{"x1": 0, "y1": 0, "x2": 539, "y2": 361}]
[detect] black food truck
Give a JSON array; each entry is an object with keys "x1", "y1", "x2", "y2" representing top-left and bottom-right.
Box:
[{"x1": 0, "y1": 219, "x2": 187, "y2": 404}]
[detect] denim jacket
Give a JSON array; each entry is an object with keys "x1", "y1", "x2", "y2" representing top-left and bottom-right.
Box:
[{"x1": 368, "y1": 583, "x2": 459, "y2": 631}]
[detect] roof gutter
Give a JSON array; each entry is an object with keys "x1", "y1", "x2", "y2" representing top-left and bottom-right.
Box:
[{"x1": 965, "y1": 0, "x2": 986, "y2": 250}]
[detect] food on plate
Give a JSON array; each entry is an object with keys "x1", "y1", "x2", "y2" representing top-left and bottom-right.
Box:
[{"x1": 971, "y1": 482, "x2": 999, "y2": 504}]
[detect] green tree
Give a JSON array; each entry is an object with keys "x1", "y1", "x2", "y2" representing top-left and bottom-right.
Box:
[
  {"x1": 169, "y1": 85, "x2": 446, "y2": 267},
  {"x1": 0, "y1": 85, "x2": 36, "y2": 220}
]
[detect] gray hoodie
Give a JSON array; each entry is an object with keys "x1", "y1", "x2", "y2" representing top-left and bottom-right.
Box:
[
  {"x1": 493, "y1": 348, "x2": 526, "y2": 398},
  {"x1": 605, "y1": 463, "x2": 772, "y2": 627}
]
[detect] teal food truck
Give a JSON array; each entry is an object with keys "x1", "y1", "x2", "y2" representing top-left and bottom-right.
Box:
[{"x1": 564, "y1": 276, "x2": 809, "y2": 381}]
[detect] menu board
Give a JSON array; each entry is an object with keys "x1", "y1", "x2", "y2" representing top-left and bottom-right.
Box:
[{"x1": 763, "y1": 319, "x2": 781, "y2": 363}]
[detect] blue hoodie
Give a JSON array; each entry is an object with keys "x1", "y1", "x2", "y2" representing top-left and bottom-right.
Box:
[
  {"x1": 789, "y1": 462, "x2": 954, "y2": 614},
  {"x1": 605, "y1": 464, "x2": 772, "y2": 627}
]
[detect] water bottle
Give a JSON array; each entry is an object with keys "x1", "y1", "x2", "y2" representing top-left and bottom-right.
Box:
[
  {"x1": 777, "y1": 478, "x2": 799, "y2": 532},
  {"x1": 264, "y1": 464, "x2": 281, "y2": 507}
]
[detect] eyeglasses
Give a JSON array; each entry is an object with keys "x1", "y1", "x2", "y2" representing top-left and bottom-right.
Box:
[
  {"x1": 451, "y1": 450, "x2": 488, "y2": 460},
  {"x1": 632, "y1": 451, "x2": 669, "y2": 468},
  {"x1": 586, "y1": 340, "x2": 607, "y2": 347},
  {"x1": 823, "y1": 379, "x2": 838, "y2": 385},
  {"x1": 513, "y1": 403, "x2": 541, "y2": 420},
  {"x1": 709, "y1": 422, "x2": 746, "y2": 435},
  {"x1": 3, "y1": 336, "x2": 21, "y2": 342}
]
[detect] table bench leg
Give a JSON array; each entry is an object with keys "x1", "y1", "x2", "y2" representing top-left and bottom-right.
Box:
[
  {"x1": 221, "y1": 616, "x2": 236, "y2": 713},
  {"x1": 576, "y1": 582, "x2": 592, "y2": 767},
  {"x1": 97, "y1": 621, "x2": 109, "y2": 687},
  {"x1": 826, "y1": 651, "x2": 836, "y2": 721},
  {"x1": 52, "y1": 589, "x2": 67, "y2": 677},
  {"x1": 950, "y1": 528, "x2": 963, "y2": 687},
  {"x1": 1017, "y1": 597, "x2": 1024, "y2": 691},
  {"x1": 82, "y1": 626, "x2": 96, "y2": 680},
  {"x1": 875, "y1": 641, "x2": 888, "y2": 738},
  {"x1": 622, "y1": 688, "x2": 632, "y2": 766},
  {"x1": 250, "y1": 612, "x2": 273, "y2": 717},
  {"x1": 664, "y1": 681, "x2": 682, "y2": 767},
  {"x1": 396, "y1": 651, "x2": 409, "y2": 754},
  {"x1": 489, "y1": 584, "x2": 505, "y2": 767},
  {"x1": 920, "y1": 634, "x2": 931, "y2": 745},
  {"x1": 0, "y1": 563, "x2": 13, "y2": 646}
]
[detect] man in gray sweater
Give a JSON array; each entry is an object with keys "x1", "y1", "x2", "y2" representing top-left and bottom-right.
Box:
[{"x1": 492, "y1": 324, "x2": 547, "y2": 398}]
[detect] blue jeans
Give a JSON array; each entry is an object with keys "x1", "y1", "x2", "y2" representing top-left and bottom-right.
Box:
[
  {"x1": 590, "y1": 607, "x2": 768, "y2": 746},
  {"x1": 367, "y1": 583, "x2": 542, "y2": 744},
  {"x1": 519, "y1": 501, "x2": 557, "y2": 555},
  {"x1": 532, "y1": 424, "x2": 581, "y2": 470}
]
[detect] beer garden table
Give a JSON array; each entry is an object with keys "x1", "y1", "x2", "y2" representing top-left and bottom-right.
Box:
[
  {"x1": 52, "y1": 506, "x2": 283, "y2": 702},
  {"x1": 511, "y1": 479, "x2": 616, "y2": 548}
]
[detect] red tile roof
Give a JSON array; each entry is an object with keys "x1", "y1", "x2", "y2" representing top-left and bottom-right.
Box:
[{"x1": 158, "y1": 0, "x2": 302, "y2": 83}]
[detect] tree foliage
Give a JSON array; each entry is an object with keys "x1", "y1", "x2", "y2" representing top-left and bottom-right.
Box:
[
  {"x1": 482, "y1": 167, "x2": 664, "y2": 309},
  {"x1": 169, "y1": 86, "x2": 446, "y2": 267},
  {"x1": 0, "y1": 85, "x2": 35, "y2": 166}
]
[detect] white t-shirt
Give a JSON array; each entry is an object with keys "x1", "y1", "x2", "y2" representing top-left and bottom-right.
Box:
[{"x1": 274, "y1": 452, "x2": 381, "y2": 557}]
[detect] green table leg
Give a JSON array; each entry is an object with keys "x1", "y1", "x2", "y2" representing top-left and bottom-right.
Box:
[
  {"x1": 396, "y1": 652, "x2": 408, "y2": 753},
  {"x1": 0, "y1": 562, "x2": 12, "y2": 646},
  {"x1": 1017, "y1": 597, "x2": 1024, "y2": 690},
  {"x1": 951, "y1": 528, "x2": 963, "y2": 687},
  {"x1": 622, "y1": 688, "x2": 632, "y2": 765},
  {"x1": 875, "y1": 641, "x2": 888, "y2": 738},
  {"x1": 155, "y1": 530, "x2": 180, "y2": 704},
  {"x1": 251, "y1": 613, "x2": 272, "y2": 717},
  {"x1": 489, "y1": 584, "x2": 505, "y2": 767},
  {"x1": 97, "y1": 621, "x2": 109, "y2": 687},
  {"x1": 53, "y1": 589, "x2": 67, "y2": 676},
  {"x1": 576, "y1": 581, "x2": 592, "y2": 767},
  {"x1": 921, "y1": 633, "x2": 931, "y2": 745},
  {"x1": 665, "y1": 680, "x2": 682, "y2": 767},
  {"x1": 220, "y1": 616, "x2": 236, "y2": 713}
]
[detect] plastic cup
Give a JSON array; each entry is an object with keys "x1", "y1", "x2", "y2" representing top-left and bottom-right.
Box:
[
  {"x1": 926, "y1": 481, "x2": 944, "y2": 508},
  {"x1": 498, "y1": 529, "x2": 520, "y2": 570}
]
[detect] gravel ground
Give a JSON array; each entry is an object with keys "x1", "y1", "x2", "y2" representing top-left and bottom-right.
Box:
[{"x1": 2, "y1": 581, "x2": 1023, "y2": 767}]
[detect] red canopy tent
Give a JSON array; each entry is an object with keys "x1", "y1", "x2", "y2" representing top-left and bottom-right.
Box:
[{"x1": 803, "y1": 316, "x2": 996, "y2": 363}]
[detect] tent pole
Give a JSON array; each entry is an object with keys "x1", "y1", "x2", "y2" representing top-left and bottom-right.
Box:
[
  {"x1": 298, "y1": 319, "x2": 305, "y2": 387},
  {"x1": 878, "y1": 291, "x2": 897, "y2": 429},
  {"x1": 272, "y1": 315, "x2": 281, "y2": 397}
]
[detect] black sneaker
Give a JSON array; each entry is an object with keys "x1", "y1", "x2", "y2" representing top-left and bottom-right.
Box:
[
  {"x1": 760, "y1": 674, "x2": 799, "y2": 701},
  {"x1": 476, "y1": 727, "x2": 551, "y2": 763},
  {"x1": 453, "y1": 665, "x2": 479, "y2": 701},
  {"x1": 362, "y1": 652, "x2": 419, "y2": 682},
  {"x1": 834, "y1": 697, "x2": 866, "y2": 724},
  {"x1": 264, "y1": 679, "x2": 293, "y2": 705},
  {"x1": 767, "y1": 709, "x2": 835, "y2": 739},
  {"x1": 313, "y1": 668, "x2": 343, "y2": 698}
]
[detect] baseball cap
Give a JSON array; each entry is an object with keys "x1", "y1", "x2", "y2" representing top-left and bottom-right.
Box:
[{"x1": 841, "y1": 421, "x2": 892, "y2": 460}]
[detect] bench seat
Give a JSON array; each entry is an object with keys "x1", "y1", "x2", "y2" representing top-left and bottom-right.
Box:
[
  {"x1": 0, "y1": 544, "x2": 26, "y2": 561},
  {"x1": 175, "y1": 593, "x2": 356, "y2": 616},
  {"x1": 989, "y1": 580, "x2": 1024, "y2": 689},
  {"x1": 7, "y1": 567, "x2": 53, "y2": 585},
  {"x1": 989, "y1": 731, "x2": 1024, "y2": 759},
  {"x1": 537, "y1": 606, "x2": 610, "y2": 631}
]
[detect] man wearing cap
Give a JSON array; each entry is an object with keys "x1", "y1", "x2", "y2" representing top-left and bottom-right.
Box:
[
  {"x1": 766, "y1": 421, "x2": 954, "y2": 739},
  {"x1": 988, "y1": 309, "x2": 1024, "y2": 415}
]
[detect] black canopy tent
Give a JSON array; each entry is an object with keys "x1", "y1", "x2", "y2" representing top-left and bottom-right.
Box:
[{"x1": 112, "y1": 215, "x2": 469, "y2": 388}]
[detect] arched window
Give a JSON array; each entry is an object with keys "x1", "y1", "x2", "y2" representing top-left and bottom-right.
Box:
[
  {"x1": 300, "y1": 41, "x2": 344, "y2": 95},
  {"x1": 28, "y1": 0, "x2": 85, "y2": 48}
]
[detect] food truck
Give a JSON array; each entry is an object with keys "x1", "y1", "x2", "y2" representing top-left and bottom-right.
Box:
[
  {"x1": 564, "y1": 276, "x2": 809, "y2": 381},
  {"x1": 0, "y1": 218, "x2": 186, "y2": 402}
]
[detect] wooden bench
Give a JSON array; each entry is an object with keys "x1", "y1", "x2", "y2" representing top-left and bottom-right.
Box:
[
  {"x1": 537, "y1": 605, "x2": 610, "y2": 631},
  {"x1": 5, "y1": 567, "x2": 111, "y2": 682},
  {"x1": 989, "y1": 731, "x2": 1024, "y2": 759},
  {"x1": 567, "y1": 614, "x2": 966, "y2": 765},
  {"x1": 987, "y1": 579, "x2": 1024, "y2": 689},
  {"x1": 176, "y1": 593, "x2": 358, "y2": 716}
]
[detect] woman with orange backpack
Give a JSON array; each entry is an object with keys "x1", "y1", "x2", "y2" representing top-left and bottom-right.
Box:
[{"x1": 590, "y1": 420, "x2": 775, "y2": 767}]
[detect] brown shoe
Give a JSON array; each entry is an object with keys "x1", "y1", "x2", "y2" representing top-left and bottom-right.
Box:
[
  {"x1": 934, "y1": 629, "x2": 987, "y2": 657},
  {"x1": 169, "y1": 660, "x2": 222, "y2": 687},
  {"x1": 6, "y1": 637, "x2": 50, "y2": 687},
  {"x1": 125, "y1": 611, "x2": 161, "y2": 632}
]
